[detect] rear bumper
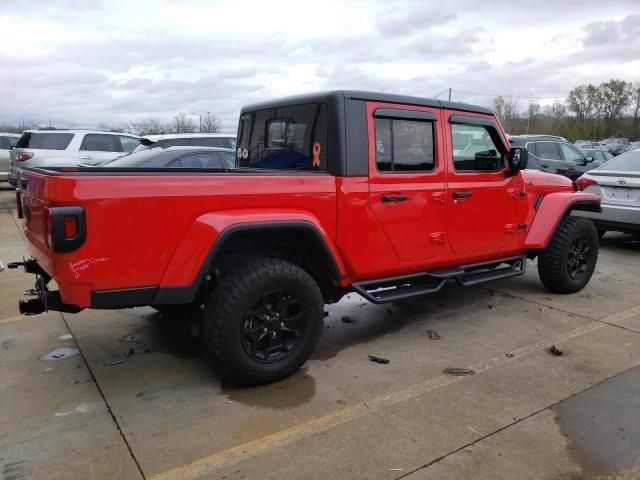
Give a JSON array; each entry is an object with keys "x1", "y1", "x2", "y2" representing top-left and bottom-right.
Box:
[{"x1": 576, "y1": 203, "x2": 640, "y2": 233}]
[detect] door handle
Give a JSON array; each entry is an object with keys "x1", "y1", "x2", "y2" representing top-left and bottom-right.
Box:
[
  {"x1": 81, "y1": 156, "x2": 92, "y2": 160},
  {"x1": 540, "y1": 163, "x2": 549, "y2": 168},
  {"x1": 452, "y1": 191, "x2": 473, "y2": 199},
  {"x1": 382, "y1": 194, "x2": 407, "y2": 202}
]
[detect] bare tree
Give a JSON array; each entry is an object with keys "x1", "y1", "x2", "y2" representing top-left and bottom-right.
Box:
[
  {"x1": 200, "y1": 112, "x2": 221, "y2": 133},
  {"x1": 491, "y1": 96, "x2": 520, "y2": 132},
  {"x1": 172, "y1": 114, "x2": 197, "y2": 134},
  {"x1": 128, "y1": 118, "x2": 167, "y2": 136},
  {"x1": 541, "y1": 103, "x2": 567, "y2": 134}
]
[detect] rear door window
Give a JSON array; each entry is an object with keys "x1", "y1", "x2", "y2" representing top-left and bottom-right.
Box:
[
  {"x1": 8, "y1": 136, "x2": 18, "y2": 148},
  {"x1": 535, "y1": 142, "x2": 561, "y2": 160},
  {"x1": 375, "y1": 118, "x2": 435, "y2": 172},
  {"x1": 16, "y1": 132, "x2": 74, "y2": 150},
  {"x1": 80, "y1": 134, "x2": 119, "y2": 152}
]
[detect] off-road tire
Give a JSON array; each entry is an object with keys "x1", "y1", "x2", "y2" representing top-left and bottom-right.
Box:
[
  {"x1": 203, "y1": 258, "x2": 324, "y2": 385},
  {"x1": 538, "y1": 216, "x2": 599, "y2": 294}
]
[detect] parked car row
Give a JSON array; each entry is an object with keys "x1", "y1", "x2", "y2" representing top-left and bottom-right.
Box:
[
  {"x1": 575, "y1": 148, "x2": 640, "y2": 237},
  {"x1": 508, "y1": 135, "x2": 604, "y2": 180},
  {"x1": 5, "y1": 129, "x2": 237, "y2": 186}
]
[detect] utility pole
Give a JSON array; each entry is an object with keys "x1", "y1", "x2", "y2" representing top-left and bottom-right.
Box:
[
  {"x1": 526, "y1": 89, "x2": 532, "y2": 135},
  {"x1": 191, "y1": 113, "x2": 202, "y2": 133},
  {"x1": 448, "y1": 88, "x2": 452, "y2": 102}
]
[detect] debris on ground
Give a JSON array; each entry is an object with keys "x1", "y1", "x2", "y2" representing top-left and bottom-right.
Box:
[
  {"x1": 57, "y1": 333, "x2": 73, "y2": 340},
  {"x1": 427, "y1": 330, "x2": 441, "y2": 340},
  {"x1": 368, "y1": 355, "x2": 390, "y2": 364},
  {"x1": 127, "y1": 346, "x2": 151, "y2": 356},
  {"x1": 488, "y1": 304, "x2": 493, "y2": 310},
  {"x1": 341, "y1": 316, "x2": 355, "y2": 324},
  {"x1": 40, "y1": 347, "x2": 80, "y2": 362},
  {"x1": 105, "y1": 358, "x2": 127, "y2": 366},
  {"x1": 505, "y1": 353, "x2": 514, "y2": 358},
  {"x1": 443, "y1": 367, "x2": 475, "y2": 376},
  {"x1": 550, "y1": 345, "x2": 563, "y2": 356},
  {"x1": 324, "y1": 310, "x2": 329, "y2": 317}
]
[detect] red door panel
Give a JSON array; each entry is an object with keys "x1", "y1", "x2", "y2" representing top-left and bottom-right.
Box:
[
  {"x1": 443, "y1": 111, "x2": 521, "y2": 255},
  {"x1": 367, "y1": 102, "x2": 446, "y2": 262}
]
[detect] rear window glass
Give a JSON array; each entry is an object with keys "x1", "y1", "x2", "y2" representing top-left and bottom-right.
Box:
[
  {"x1": 102, "y1": 149, "x2": 160, "y2": 167},
  {"x1": 237, "y1": 103, "x2": 328, "y2": 171},
  {"x1": 7, "y1": 136, "x2": 18, "y2": 148},
  {"x1": 16, "y1": 132, "x2": 74, "y2": 150},
  {"x1": 597, "y1": 151, "x2": 640, "y2": 172}
]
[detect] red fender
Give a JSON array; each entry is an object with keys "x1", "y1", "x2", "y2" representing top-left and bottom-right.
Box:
[
  {"x1": 159, "y1": 209, "x2": 347, "y2": 287},
  {"x1": 524, "y1": 192, "x2": 601, "y2": 249}
]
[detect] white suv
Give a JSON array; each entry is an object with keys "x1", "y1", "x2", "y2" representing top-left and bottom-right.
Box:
[{"x1": 9, "y1": 129, "x2": 140, "y2": 186}]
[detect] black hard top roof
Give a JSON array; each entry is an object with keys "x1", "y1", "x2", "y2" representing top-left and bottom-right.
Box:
[{"x1": 240, "y1": 90, "x2": 493, "y2": 115}]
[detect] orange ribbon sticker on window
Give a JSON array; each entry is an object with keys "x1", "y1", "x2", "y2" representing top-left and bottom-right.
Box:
[{"x1": 312, "y1": 142, "x2": 321, "y2": 168}]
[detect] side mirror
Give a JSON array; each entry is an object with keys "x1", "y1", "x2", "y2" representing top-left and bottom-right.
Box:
[
  {"x1": 508, "y1": 147, "x2": 528, "y2": 174},
  {"x1": 586, "y1": 156, "x2": 594, "y2": 163}
]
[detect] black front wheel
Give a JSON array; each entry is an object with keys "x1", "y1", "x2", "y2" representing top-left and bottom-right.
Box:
[
  {"x1": 203, "y1": 258, "x2": 324, "y2": 385},
  {"x1": 538, "y1": 217, "x2": 599, "y2": 294}
]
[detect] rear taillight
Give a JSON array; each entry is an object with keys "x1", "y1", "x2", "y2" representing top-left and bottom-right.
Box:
[
  {"x1": 46, "y1": 206, "x2": 86, "y2": 253},
  {"x1": 576, "y1": 177, "x2": 598, "y2": 191},
  {"x1": 16, "y1": 152, "x2": 33, "y2": 162}
]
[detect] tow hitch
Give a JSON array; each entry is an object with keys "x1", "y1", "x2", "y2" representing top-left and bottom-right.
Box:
[{"x1": 6, "y1": 258, "x2": 83, "y2": 315}]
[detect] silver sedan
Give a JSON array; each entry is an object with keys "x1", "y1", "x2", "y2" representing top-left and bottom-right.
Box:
[{"x1": 576, "y1": 149, "x2": 640, "y2": 236}]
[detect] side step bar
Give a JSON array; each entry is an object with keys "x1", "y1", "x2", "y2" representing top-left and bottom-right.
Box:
[{"x1": 352, "y1": 255, "x2": 526, "y2": 304}]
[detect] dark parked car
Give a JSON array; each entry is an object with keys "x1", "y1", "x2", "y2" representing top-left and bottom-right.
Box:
[
  {"x1": 99, "y1": 146, "x2": 236, "y2": 169},
  {"x1": 509, "y1": 135, "x2": 602, "y2": 180},
  {"x1": 579, "y1": 148, "x2": 614, "y2": 163}
]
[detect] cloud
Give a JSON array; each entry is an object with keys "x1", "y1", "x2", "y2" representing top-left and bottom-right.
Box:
[{"x1": 375, "y1": 2, "x2": 456, "y2": 37}]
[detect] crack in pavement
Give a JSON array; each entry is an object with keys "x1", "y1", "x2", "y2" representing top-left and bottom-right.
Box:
[
  {"x1": 483, "y1": 286, "x2": 640, "y2": 336},
  {"x1": 394, "y1": 364, "x2": 640, "y2": 479},
  {"x1": 60, "y1": 312, "x2": 147, "y2": 480}
]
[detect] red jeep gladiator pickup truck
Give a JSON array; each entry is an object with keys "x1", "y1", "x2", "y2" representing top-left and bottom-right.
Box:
[{"x1": 10, "y1": 90, "x2": 601, "y2": 384}]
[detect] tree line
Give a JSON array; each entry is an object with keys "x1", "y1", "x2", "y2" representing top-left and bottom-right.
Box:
[
  {"x1": 493, "y1": 79, "x2": 640, "y2": 141},
  {"x1": 0, "y1": 112, "x2": 222, "y2": 136}
]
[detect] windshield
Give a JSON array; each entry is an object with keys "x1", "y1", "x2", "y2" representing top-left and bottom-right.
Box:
[
  {"x1": 597, "y1": 150, "x2": 640, "y2": 172},
  {"x1": 16, "y1": 132, "x2": 74, "y2": 150}
]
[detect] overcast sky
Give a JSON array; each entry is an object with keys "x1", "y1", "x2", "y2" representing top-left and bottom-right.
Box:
[{"x1": 1, "y1": 0, "x2": 639, "y2": 131}]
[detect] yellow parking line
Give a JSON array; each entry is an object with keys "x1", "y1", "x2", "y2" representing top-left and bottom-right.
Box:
[{"x1": 150, "y1": 305, "x2": 640, "y2": 480}]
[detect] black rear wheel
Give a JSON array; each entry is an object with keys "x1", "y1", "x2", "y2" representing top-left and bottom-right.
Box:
[
  {"x1": 203, "y1": 258, "x2": 324, "y2": 385},
  {"x1": 538, "y1": 217, "x2": 599, "y2": 294}
]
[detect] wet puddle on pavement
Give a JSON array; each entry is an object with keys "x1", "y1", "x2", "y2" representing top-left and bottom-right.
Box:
[{"x1": 555, "y1": 365, "x2": 640, "y2": 479}]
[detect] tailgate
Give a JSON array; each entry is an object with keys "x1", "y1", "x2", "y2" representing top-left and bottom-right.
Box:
[{"x1": 18, "y1": 169, "x2": 86, "y2": 277}]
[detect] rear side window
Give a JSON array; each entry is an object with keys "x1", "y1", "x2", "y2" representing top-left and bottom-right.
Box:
[
  {"x1": 119, "y1": 136, "x2": 140, "y2": 153},
  {"x1": 451, "y1": 123, "x2": 503, "y2": 172},
  {"x1": 16, "y1": 132, "x2": 74, "y2": 150},
  {"x1": 237, "y1": 103, "x2": 328, "y2": 171},
  {"x1": 80, "y1": 134, "x2": 118, "y2": 152},
  {"x1": 374, "y1": 118, "x2": 435, "y2": 172},
  {"x1": 535, "y1": 142, "x2": 561, "y2": 160},
  {"x1": 8, "y1": 136, "x2": 18, "y2": 148}
]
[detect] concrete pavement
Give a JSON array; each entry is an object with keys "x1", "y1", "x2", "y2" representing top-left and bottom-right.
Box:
[{"x1": 1, "y1": 183, "x2": 639, "y2": 479}]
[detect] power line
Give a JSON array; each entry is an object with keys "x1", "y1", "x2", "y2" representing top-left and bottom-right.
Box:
[{"x1": 449, "y1": 88, "x2": 565, "y2": 101}]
